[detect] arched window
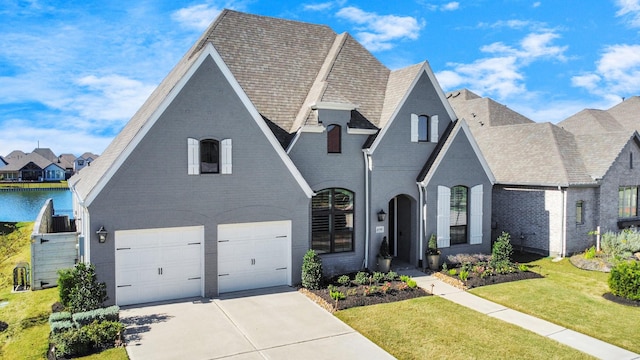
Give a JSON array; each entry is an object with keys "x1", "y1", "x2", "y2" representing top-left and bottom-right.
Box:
[
  {"x1": 200, "y1": 139, "x2": 220, "y2": 174},
  {"x1": 450, "y1": 185, "x2": 468, "y2": 245},
  {"x1": 327, "y1": 124, "x2": 341, "y2": 153},
  {"x1": 312, "y1": 188, "x2": 354, "y2": 253},
  {"x1": 418, "y1": 115, "x2": 428, "y2": 142}
]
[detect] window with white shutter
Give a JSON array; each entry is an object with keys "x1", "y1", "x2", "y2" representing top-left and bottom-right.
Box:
[
  {"x1": 410, "y1": 113, "x2": 419, "y2": 142},
  {"x1": 437, "y1": 186, "x2": 451, "y2": 248},
  {"x1": 430, "y1": 115, "x2": 439, "y2": 143},
  {"x1": 188, "y1": 138, "x2": 199, "y2": 175},
  {"x1": 221, "y1": 139, "x2": 232, "y2": 174},
  {"x1": 470, "y1": 184, "x2": 483, "y2": 245}
]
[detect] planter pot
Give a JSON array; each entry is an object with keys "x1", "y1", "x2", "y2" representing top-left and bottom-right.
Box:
[
  {"x1": 377, "y1": 256, "x2": 392, "y2": 272},
  {"x1": 427, "y1": 254, "x2": 440, "y2": 271}
]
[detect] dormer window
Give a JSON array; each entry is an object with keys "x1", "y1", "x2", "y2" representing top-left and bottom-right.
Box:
[
  {"x1": 411, "y1": 114, "x2": 439, "y2": 143},
  {"x1": 188, "y1": 137, "x2": 232, "y2": 175},
  {"x1": 327, "y1": 124, "x2": 341, "y2": 153}
]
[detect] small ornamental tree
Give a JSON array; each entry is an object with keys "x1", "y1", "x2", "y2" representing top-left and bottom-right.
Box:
[
  {"x1": 301, "y1": 250, "x2": 323, "y2": 290},
  {"x1": 58, "y1": 263, "x2": 108, "y2": 313}
]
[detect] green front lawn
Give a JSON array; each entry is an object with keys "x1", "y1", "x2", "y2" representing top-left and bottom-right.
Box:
[
  {"x1": 470, "y1": 256, "x2": 639, "y2": 353},
  {"x1": 0, "y1": 222, "x2": 128, "y2": 360},
  {"x1": 337, "y1": 296, "x2": 594, "y2": 360}
]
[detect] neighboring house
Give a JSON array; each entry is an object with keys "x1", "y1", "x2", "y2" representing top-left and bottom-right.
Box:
[
  {"x1": 74, "y1": 152, "x2": 98, "y2": 173},
  {"x1": 58, "y1": 154, "x2": 77, "y2": 179},
  {"x1": 0, "y1": 156, "x2": 7, "y2": 170},
  {"x1": 448, "y1": 89, "x2": 640, "y2": 256},
  {"x1": 69, "y1": 10, "x2": 494, "y2": 306},
  {"x1": 1, "y1": 149, "x2": 94, "y2": 181}
]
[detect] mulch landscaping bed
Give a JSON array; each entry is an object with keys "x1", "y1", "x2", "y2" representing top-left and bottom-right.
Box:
[
  {"x1": 300, "y1": 282, "x2": 430, "y2": 313},
  {"x1": 435, "y1": 270, "x2": 543, "y2": 290}
]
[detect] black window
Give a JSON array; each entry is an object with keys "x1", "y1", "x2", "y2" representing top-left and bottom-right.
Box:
[
  {"x1": 450, "y1": 185, "x2": 468, "y2": 245},
  {"x1": 576, "y1": 201, "x2": 584, "y2": 224},
  {"x1": 312, "y1": 188, "x2": 354, "y2": 253},
  {"x1": 200, "y1": 139, "x2": 219, "y2": 174},
  {"x1": 327, "y1": 124, "x2": 341, "y2": 153},
  {"x1": 418, "y1": 115, "x2": 428, "y2": 142}
]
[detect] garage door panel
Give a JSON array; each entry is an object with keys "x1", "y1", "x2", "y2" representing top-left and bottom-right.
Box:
[
  {"x1": 115, "y1": 226, "x2": 204, "y2": 306},
  {"x1": 218, "y1": 220, "x2": 291, "y2": 294}
]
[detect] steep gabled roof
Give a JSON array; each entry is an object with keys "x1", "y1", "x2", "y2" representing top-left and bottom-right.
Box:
[
  {"x1": 573, "y1": 131, "x2": 640, "y2": 180},
  {"x1": 447, "y1": 89, "x2": 535, "y2": 133},
  {"x1": 5, "y1": 150, "x2": 26, "y2": 160},
  {"x1": 558, "y1": 109, "x2": 624, "y2": 135},
  {"x1": 607, "y1": 96, "x2": 640, "y2": 132},
  {"x1": 32, "y1": 148, "x2": 58, "y2": 163},
  {"x1": 58, "y1": 154, "x2": 77, "y2": 169}
]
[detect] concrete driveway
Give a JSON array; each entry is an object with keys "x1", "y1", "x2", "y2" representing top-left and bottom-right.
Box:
[{"x1": 120, "y1": 286, "x2": 394, "y2": 360}]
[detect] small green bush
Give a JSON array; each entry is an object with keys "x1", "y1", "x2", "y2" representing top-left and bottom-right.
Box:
[
  {"x1": 584, "y1": 246, "x2": 596, "y2": 259},
  {"x1": 330, "y1": 289, "x2": 346, "y2": 300},
  {"x1": 337, "y1": 275, "x2": 350, "y2": 286},
  {"x1": 601, "y1": 230, "x2": 640, "y2": 259},
  {"x1": 385, "y1": 271, "x2": 398, "y2": 281},
  {"x1": 354, "y1": 271, "x2": 369, "y2": 285},
  {"x1": 608, "y1": 261, "x2": 640, "y2": 301},
  {"x1": 406, "y1": 279, "x2": 417, "y2": 288},
  {"x1": 49, "y1": 312, "x2": 72, "y2": 325},
  {"x1": 58, "y1": 263, "x2": 108, "y2": 313},
  {"x1": 52, "y1": 320, "x2": 124, "y2": 357},
  {"x1": 459, "y1": 270, "x2": 469, "y2": 281},
  {"x1": 372, "y1": 271, "x2": 385, "y2": 284},
  {"x1": 518, "y1": 264, "x2": 528, "y2": 272},
  {"x1": 399, "y1": 275, "x2": 411, "y2": 283},
  {"x1": 301, "y1": 250, "x2": 323, "y2": 290},
  {"x1": 492, "y1": 232, "x2": 513, "y2": 264}
]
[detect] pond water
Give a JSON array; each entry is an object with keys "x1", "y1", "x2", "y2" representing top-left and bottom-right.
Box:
[{"x1": 0, "y1": 189, "x2": 73, "y2": 222}]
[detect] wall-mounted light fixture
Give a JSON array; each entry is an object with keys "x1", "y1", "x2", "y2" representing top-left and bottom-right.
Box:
[
  {"x1": 96, "y1": 226, "x2": 108, "y2": 243},
  {"x1": 377, "y1": 209, "x2": 386, "y2": 222}
]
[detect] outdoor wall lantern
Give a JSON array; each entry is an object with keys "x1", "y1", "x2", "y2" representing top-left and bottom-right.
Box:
[
  {"x1": 377, "y1": 209, "x2": 387, "y2": 222},
  {"x1": 96, "y1": 226, "x2": 108, "y2": 243}
]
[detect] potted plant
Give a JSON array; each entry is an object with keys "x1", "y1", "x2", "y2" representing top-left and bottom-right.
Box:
[
  {"x1": 377, "y1": 236, "x2": 392, "y2": 272},
  {"x1": 426, "y1": 234, "x2": 440, "y2": 271}
]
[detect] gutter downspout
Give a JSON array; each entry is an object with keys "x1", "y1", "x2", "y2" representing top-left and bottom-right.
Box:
[
  {"x1": 418, "y1": 183, "x2": 424, "y2": 265},
  {"x1": 363, "y1": 151, "x2": 371, "y2": 269},
  {"x1": 562, "y1": 186, "x2": 567, "y2": 257}
]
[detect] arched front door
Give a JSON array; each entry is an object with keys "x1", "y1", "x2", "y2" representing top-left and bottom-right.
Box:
[{"x1": 388, "y1": 194, "x2": 414, "y2": 264}]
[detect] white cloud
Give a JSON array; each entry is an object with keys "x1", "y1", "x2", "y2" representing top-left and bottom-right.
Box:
[
  {"x1": 616, "y1": 0, "x2": 640, "y2": 27},
  {"x1": 336, "y1": 7, "x2": 424, "y2": 52},
  {"x1": 572, "y1": 44, "x2": 640, "y2": 99},
  {"x1": 303, "y1": 1, "x2": 346, "y2": 11},
  {"x1": 442, "y1": 2, "x2": 460, "y2": 11},
  {"x1": 72, "y1": 75, "x2": 156, "y2": 123},
  {"x1": 172, "y1": 3, "x2": 224, "y2": 30},
  {"x1": 532, "y1": 2, "x2": 541, "y2": 8},
  {"x1": 437, "y1": 31, "x2": 567, "y2": 99}
]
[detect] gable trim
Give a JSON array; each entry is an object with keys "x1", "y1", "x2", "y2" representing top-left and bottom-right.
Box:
[
  {"x1": 419, "y1": 119, "x2": 496, "y2": 186},
  {"x1": 367, "y1": 62, "x2": 458, "y2": 154},
  {"x1": 84, "y1": 43, "x2": 314, "y2": 206}
]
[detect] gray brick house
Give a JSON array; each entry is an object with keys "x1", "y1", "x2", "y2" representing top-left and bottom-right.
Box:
[
  {"x1": 69, "y1": 10, "x2": 494, "y2": 306},
  {"x1": 449, "y1": 90, "x2": 640, "y2": 256}
]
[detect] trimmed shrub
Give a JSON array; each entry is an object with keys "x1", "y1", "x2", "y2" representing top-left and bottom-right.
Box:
[
  {"x1": 372, "y1": 271, "x2": 385, "y2": 284},
  {"x1": 69, "y1": 263, "x2": 108, "y2": 313},
  {"x1": 301, "y1": 250, "x2": 323, "y2": 290},
  {"x1": 608, "y1": 261, "x2": 640, "y2": 301},
  {"x1": 72, "y1": 306, "x2": 120, "y2": 327},
  {"x1": 57, "y1": 268, "x2": 74, "y2": 308},
  {"x1": 52, "y1": 320, "x2": 124, "y2": 357},
  {"x1": 337, "y1": 275, "x2": 351, "y2": 286},
  {"x1": 49, "y1": 311, "x2": 72, "y2": 325},
  {"x1": 50, "y1": 320, "x2": 75, "y2": 334},
  {"x1": 385, "y1": 271, "x2": 398, "y2": 281},
  {"x1": 492, "y1": 232, "x2": 513, "y2": 264},
  {"x1": 601, "y1": 230, "x2": 640, "y2": 259}
]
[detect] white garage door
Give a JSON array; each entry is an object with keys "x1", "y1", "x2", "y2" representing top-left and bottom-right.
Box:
[
  {"x1": 115, "y1": 226, "x2": 204, "y2": 306},
  {"x1": 218, "y1": 220, "x2": 291, "y2": 293}
]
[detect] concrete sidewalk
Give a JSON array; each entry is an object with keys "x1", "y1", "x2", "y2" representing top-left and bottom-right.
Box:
[{"x1": 400, "y1": 269, "x2": 640, "y2": 360}]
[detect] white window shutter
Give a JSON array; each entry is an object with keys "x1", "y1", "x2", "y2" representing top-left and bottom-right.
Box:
[
  {"x1": 188, "y1": 138, "x2": 199, "y2": 175},
  {"x1": 410, "y1": 113, "x2": 419, "y2": 142},
  {"x1": 221, "y1": 138, "x2": 232, "y2": 174},
  {"x1": 430, "y1": 115, "x2": 439, "y2": 143},
  {"x1": 470, "y1": 184, "x2": 483, "y2": 245},
  {"x1": 437, "y1": 185, "x2": 451, "y2": 248}
]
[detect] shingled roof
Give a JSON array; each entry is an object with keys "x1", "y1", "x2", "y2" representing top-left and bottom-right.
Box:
[
  {"x1": 558, "y1": 109, "x2": 625, "y2": 135},
  {"x1": 447, "y1": 89, "x2": 534, "y2": 133},
  {"x1": 606, "y1": 96, "x2": 640, "y2": 132},
  {"x1": 70, "y1": 10, "x2": 434, "y2": 202}
]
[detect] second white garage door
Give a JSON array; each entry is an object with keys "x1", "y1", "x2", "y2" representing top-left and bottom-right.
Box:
[
  {"x1": 218, "y1": 220, "x2": 291, "y2": 293},
  {"x1": 115, "y1": 226, "x2": 204, "y2": 306}
]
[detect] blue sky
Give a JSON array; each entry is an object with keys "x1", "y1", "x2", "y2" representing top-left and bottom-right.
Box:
[{"x1": 1, "y1": 0, "x2": 640, "y2": 156}]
